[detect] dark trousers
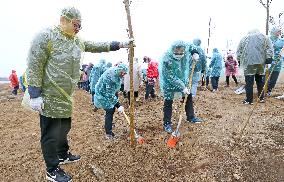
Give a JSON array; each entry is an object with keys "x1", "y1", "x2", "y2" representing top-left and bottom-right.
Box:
[
  {"x1": 145, "y1": 82, "x2": 155, "y2": 99},
  {"x1": 12, "y1": 85, "x2": 19, "y2": 95},
  {"x1": 104, "y1": 108, "x2": 115, "y2": 135},
  {"x1": 40, "y1": 115, "x2": 71, "y2": 172},
  {"x1": 163, "y1": 94, "x2": 195, "y2": 126},
  {"x1": 127, "y1": 91, "x2": 138, "y2": 105},
  {"x1": 226, "y1": 75, "x2": 238, "y2": 86},
  {"x1": 267, "y1": 71, "x2": 280, "y2": 92},
  {"x1": 245, "y1": 74, "x2": 264, "y2": 103},
  {"x1": 211, "y1": 76, "x2": 220, "y2": 90},
  {"x1": 206, "y1": 76, "x2": 210, "y2": 87},
  {"x1": 91, "y1": 91, "x2": 95, "y2": 104}
]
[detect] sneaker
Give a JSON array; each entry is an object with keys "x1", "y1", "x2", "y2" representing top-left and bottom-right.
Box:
[
  {"x1": 242, "y1": 100, "x2": 253, "y2": 105},
  {"x1": 266, "y1": 91, "x2": 272, "y2": 96},
  {"x1": 105, "y1": 132, "x2": 115, "y2": 140},
  {"x1": 212, "y1": 89, "x2": 218, "y2": 93},
  {"x1": 59, "y1": 152, "x2": 81, "y2": 165},
  {"x1": 188, "y1": 117, "x2": 203, "y2": 123},
  {"x1": 163, "y1": 124, "x2": 173, "y2": 133},
  {"x1": 259, "y1": 99, "x2": 265, "y2": 103},
  {"x1": 46, "y1": 167, "x2": 72, "y2": 182}
]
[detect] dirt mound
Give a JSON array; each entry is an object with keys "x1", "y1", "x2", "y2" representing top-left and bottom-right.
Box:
[{"x1": 0, "y1": 82, "x2": 283, "y2": 181}]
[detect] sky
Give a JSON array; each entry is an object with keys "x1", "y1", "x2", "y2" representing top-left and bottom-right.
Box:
[{"x1": 0, "y1": 0, "x2": 283, "y2": 77}]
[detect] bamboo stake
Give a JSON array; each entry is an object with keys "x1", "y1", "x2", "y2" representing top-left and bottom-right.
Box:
[
  {"x1": 123, "y1": 0, "x2": 135, "y2": 147},
  {"x1": 259, "y1": 0, "x2": 273, "y2": 96}
]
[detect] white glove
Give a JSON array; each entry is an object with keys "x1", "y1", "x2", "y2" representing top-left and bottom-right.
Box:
[
  {"x1": 30, "y1": 97, "x2": 44, "y2": 113},
  {"x1": 183, "y1": 87, "x2": 190, "y2": 95},
  {"x1": 117, "y1": 106, "x2": 124, "y2": 113},
  {"x1": 121, "y1": 38, "x2": 135, "y2": 48},
  {"x1": 192, "y1": 53, "x2": 199, "y2": 61}
]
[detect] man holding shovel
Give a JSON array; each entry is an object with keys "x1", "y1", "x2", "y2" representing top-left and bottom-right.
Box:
[{"x1": 159, "y1": 40, "x2": 203, "y2": 133}]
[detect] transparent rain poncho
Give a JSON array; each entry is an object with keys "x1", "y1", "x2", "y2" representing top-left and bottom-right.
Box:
[
  {"x1": 89, "y1": 59, "x2": 107, "y2": 92},
  {"x1": 236, "y1": 30, "x2": 274, "y2": 68},
  {"x1": 94, "y1": 63, "x2": 128, "y2": 109},
  {"x1": 159, "y1": 40, "x2": 190, "y2": 100},
  {"x1": 26, "y1": 26, "x2": 113, "y2": 118},
  {"x1": 209, "y1": 48, "x2": 223, "y2": 77},
  {"x1": 269, "y1": 27, "x2": 284, "y2": 72}
]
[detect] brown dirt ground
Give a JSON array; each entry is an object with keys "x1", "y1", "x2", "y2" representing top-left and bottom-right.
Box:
[{"x1": 0, "y1": 78, "x2": 283, "y2": 182}]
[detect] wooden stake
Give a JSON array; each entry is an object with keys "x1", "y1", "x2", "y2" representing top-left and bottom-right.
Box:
[{"x1": 123, "y1": 0, "x2": 135, "y2": 147}]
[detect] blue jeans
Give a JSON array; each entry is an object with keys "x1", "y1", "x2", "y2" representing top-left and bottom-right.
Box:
[{"x1": 191, "y1": 72, "x2": 200, "y2": 97}]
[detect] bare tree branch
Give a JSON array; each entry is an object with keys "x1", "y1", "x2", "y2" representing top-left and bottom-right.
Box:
[{"x1": 258, "y1": 0, "x2": 267, "y2": 8}]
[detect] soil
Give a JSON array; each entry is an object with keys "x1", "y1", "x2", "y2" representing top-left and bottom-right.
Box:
[{"x1": 0, "y1": 80, "x2": 283, "y2": 182}]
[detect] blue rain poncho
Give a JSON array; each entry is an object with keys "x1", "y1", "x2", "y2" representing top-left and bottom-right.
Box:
[
  {"x1": 191, "y1": 39, "x2": 207, "y2": 73},
  {"x1": 269, "y1": 27, "x2": 284, "y2": 72},
  {"x1": 106, "y1": 62, "x2": 112, "y2": 68},
  {"x1": 209, "y1": 48, "x2": 223, "y2": 77},
  {"x1": 236, "y1": 29, "x2": 274, "y2": 68},
  {"x1": 94, "y1": 63, "x2": 128, "y2": 109},
  {"x1": 89, "y1": 59, "x2": 106, "y2": 92},
  {"x1": 159, "y1": 40, "x2": 190, "y2": 100}
]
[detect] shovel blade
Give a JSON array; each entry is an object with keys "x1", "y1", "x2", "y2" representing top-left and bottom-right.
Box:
[
  {"x1": 137, "y1": 136, "x2": 145, "y2": 144},
  {"x1": 167, "y1": 135, "x2": 180, "y2": 148}
]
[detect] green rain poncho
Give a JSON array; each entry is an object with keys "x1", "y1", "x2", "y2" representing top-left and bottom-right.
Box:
[
  {"x1": 94, "y1": 63, "x2": 128, "y2": 109},
  {"x1": 159, "y1": 40, "x2": 190, "y2": 100},
  {"x1": 27, "y1": 26, "x2": 117, "y2": 118}
]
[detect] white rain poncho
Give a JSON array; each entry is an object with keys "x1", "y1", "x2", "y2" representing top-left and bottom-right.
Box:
[
  {"x1": 159, "y1": 40, "x2": 190, "y2": 100},
  {"x1": 236, "y1": 30, "x2": 274, "y2": 68},
  {"x1": 94, "y1": 63, "x2": 128, "y2": 109},
  {"x1": 26, "y1": 26, "x2": 116, "y2": 118},
  {"x1": 89, "y1": 59, "x2": 107, "y2": 92},
  {"x1": 124, "y1": 60, "x2": 142, "y2": 92}
]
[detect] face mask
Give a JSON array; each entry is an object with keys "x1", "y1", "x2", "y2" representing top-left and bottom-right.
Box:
[
  {"x1": 173, "y1": 54, "x2": 184, "y2": 60},
  {"x1": 192, "y1": 53, "x2": 199, "y2": 60}
]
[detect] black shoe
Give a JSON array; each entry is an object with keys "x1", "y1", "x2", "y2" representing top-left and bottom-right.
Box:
[
  {"x1": 59, "y1": 152, "x2": 81, "y2": 165},
  {"x1": 46, "y1": 167, "x2": 72, "y2": 182}
]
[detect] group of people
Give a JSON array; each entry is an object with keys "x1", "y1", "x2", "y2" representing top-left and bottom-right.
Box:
[
  {"x1": 8, "y1": 70, "x2": 27, "y2": 95},
  {"x1": 22, "y1": 6, "x2": 284, "y2": 182}
]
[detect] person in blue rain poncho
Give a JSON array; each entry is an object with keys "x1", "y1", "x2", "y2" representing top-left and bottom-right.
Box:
[
  {"x1": 189, "y1": 38, "x2": 207, "y2": 97},
  {"x1": 89, "y1": 59, "x2": 107, "y2": 105},
  {"x1": 106, "y1": 62, "x2": 113, "y2": 69},
  {"x1": 94, "y1": 63, "x2": 128, "y2": 139},
  {"x1": 25, "y1": 7, "x2": 132, "y2": 182},
  {"x1": 209, "y1": 48, "x2": 223, "y2": 92},
  {"x1": 267, "y1": 27, "x2": 284, "y2": 96},
  {"x1": 159, "y1": 40, "x2": 203, "y2": 133}
]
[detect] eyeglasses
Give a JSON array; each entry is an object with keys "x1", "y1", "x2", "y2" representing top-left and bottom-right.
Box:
[{"x1": 173, "y1": 52, "x2": 184, "y2": 55}]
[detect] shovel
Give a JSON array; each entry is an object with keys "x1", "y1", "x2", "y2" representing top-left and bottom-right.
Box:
[
  {"x1": 167, "y1": 59, "x2": 197, "y2": 148},
  {"x1": 122, "y1": 111, "x2": 145, "y2": 144}
]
